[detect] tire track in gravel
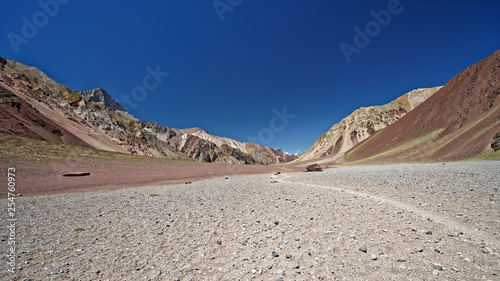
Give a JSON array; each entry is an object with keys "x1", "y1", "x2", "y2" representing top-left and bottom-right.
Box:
[{"x1": 277, "y1": 173, "x2": 500, "y2": 247}]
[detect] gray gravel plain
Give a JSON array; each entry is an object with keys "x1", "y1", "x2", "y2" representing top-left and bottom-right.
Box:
[{"x1": 1, "y1": 161, "x2": 499, "y2": 280}]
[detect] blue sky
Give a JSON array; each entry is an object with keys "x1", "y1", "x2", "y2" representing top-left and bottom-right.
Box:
[{"x1": 1, "y1": 0, "x2": 500, "y2": 154}]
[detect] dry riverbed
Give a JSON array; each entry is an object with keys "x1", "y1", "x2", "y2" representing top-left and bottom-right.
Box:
[{"x1": 1, "y1": 161, "x2": 499, "y2": 280}]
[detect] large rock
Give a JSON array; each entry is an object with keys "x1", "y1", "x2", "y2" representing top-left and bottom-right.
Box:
[{"x1": 305, "y1": 163, "x2": 323, "y2": 172}]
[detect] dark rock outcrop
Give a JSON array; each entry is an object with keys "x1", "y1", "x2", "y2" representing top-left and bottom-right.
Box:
[{"x1": 492, "y1": 132, "x2": 500, "y2": 151}]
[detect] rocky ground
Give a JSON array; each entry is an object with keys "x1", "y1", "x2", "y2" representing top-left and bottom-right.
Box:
[{"x1": 1, "y1": 161, "x2": 499, "y2": 280}]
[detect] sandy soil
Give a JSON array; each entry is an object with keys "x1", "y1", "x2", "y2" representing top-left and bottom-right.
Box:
[
  {"x1": 0, "y1": 159, "x2": 300, "y2": 198},
  {"x1": 0, "y1": 161, "x2": 499, "y2": 280}
]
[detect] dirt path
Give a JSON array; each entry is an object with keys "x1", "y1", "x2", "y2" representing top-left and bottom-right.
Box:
[{"x1": 279, "y1": 172, "x2": 500, "y2": 246}]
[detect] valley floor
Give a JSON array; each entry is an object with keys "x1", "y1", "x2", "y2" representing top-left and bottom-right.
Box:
[{"x1": 1, "y1": 161, "x2": 499, "y2": 280}]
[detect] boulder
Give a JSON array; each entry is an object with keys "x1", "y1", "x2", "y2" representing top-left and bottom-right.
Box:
[
  {"x1": 305, "y1": 163, "x2": 323, "y2": 172},
  {"x1": 492, "y1": 131, "x2": 500, "y2": 151}
]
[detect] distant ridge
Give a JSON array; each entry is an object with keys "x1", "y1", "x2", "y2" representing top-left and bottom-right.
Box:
[{"x1": 297, "y1": 87, "x2": 442, "y2": 162}]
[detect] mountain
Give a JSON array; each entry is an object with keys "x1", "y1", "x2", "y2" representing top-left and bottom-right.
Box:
[
  {"x1": 297, "y1": 87, "x2": 442, "y2": 162},
  {"x1": 0, "y1": 56, "x2": 297, "y2": 164},
  {"x1": 76, "y1": 88, "x2": 126, "y2": 112},
  {"x1": 345, "y1": 49, "x2": 500, "y2": 162},
  {"x1": 141, "y1": 122, "x2": 296, "y2": 164}
]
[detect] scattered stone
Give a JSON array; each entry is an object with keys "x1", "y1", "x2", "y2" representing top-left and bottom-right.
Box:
[
  {"x1": 63, "y1": 172, "x2": 91, "y2": 177},
  {"x1": 359, "y1": 246, "x2": 367, "y2": 253},
  {"x1": 425, "y1": 231, "x2": 433, "y2": 235},
  {"x1": 371, "y1": 255, "x2": 378, "y2": 260},
  {"x1": 294, "y1": 264, "x2": 300, "y2": 269},
  {"x1": 271, "y1": 180, "x2": 278, "y2": 183},
  {"x1": 285, "y1": 254, "x2": 292, "y2": 259},
  {"x1": 272, "y1": 251, "x2": 279, "y2": 257},
  {"x1": 396, "y1": 258, "x2": 406, "y2": 262}
]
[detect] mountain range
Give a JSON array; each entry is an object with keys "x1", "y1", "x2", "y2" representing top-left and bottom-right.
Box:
[
  {"x1": 1, "y1": 49, "x2": 499, "y2": 165},
  {"x1": 0, "y1": 57, "x2": 297, "y2": 164}
]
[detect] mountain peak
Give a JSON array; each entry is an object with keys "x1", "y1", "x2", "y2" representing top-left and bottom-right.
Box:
[{"x1": 76, "y1": 88, "x2": 126, "y2": 112}]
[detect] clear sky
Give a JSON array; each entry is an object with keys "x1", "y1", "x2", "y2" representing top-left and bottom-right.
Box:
[{"x1": 1, "y1": 0, "x2": 500, "y2": 154}]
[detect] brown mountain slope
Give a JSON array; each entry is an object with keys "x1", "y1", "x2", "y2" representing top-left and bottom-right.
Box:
[{"x1": 346, "y1": 49, "x2": 500, "y2": 162}]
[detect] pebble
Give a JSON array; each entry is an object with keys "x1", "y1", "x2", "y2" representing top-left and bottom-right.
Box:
[
  {"x1": 9, "y1": 161, "x2": 498, "y2": 280},
  {"x1": 433, "y1": 263, "x2": 443, "y2": 271}
]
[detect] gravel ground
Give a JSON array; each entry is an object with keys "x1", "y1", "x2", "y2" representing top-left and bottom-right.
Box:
[{"x1": 1, "y1": 161, "x2": 499, "y2": 280}]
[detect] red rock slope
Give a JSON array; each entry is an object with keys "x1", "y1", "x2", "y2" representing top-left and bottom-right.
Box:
[{"x1": 346, "y1": 49, "x2": 500, "y2": 162}]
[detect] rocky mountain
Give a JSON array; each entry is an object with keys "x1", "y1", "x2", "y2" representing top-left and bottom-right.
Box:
[
  {"x1": 346, "y1": 49, "x2": 500, "y2": 162},
  {"x1": 297, "y1": 87, "x2": 442, "y2": 162},
  {"x1": 76, "y1": 88, "x2": 125, "y2": 112},
  {"x1": 141, "y1": 122, "x2": 296, "y2": 164},
  {"x1": 0, "y1": 56, "x2": 297, "y2": 164}
]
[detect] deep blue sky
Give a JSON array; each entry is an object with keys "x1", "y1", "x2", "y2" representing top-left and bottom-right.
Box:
[{"x1": 1, "y1": 0, "x2": 499, "y2": 154}]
